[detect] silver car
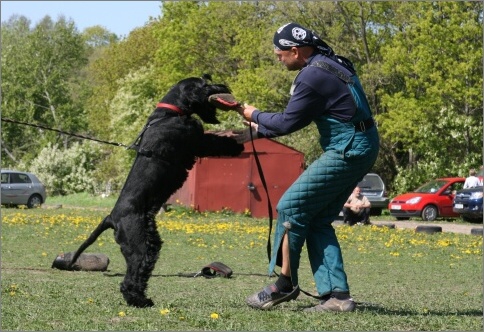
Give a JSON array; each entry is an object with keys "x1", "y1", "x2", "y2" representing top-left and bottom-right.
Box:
[
  {"x1": 1, "y1": 170, "x2": 47, "y2": 208},
  {"x1": 356, "y1": 173, "x2": 389, "y2": 216}
]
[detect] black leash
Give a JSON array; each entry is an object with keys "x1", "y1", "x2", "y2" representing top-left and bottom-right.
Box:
[
  {"x1": 248, "y1": 124, "x2": 274, "y2": 264},
  {"x1": 1, "y1": 117, "x2": 130, "y2": 148}
]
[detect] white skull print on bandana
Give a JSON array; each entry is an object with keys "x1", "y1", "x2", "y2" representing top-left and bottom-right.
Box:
[
  {"x1": 279, "y1": 39, "x2": 299, "y2": 47},
  {"x1": 292, "y1": 27, "x2": 307, "y2": 40}
]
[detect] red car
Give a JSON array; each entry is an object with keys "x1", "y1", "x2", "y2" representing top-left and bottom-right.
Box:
[{"x1": 389, "y1": 177, "x2": 465, "y2": 221}]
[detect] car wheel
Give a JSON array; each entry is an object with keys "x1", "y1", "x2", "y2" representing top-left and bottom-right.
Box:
[
  {"x1": 462, "y1": 216, "x2": 482, "y2": 223},
  {"x1": 421, "y1": 205, "x2": 438, "y2": 221},
  {"x1": 396, "y1": 217, "x2": 410, "y2": 221},
  {"x1": 27, "y1": 194, "x2": 42, "y2": 208},
  {"x1": 370, "y1": 208, "x2": 382, "y2": 216}
]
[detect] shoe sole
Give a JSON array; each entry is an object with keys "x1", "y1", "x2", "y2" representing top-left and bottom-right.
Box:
[{"x1": 248, "y1": 286, "x2": 300, "y2": 310}]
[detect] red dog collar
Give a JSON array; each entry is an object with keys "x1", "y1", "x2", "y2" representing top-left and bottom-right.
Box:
[{"x1": 156, "y1": 102, "x2": 183, "y2": 115}]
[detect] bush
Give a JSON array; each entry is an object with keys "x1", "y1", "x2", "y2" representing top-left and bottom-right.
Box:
[{"x1": 25, "y1": 141, "x2": 102, "y2": 195}]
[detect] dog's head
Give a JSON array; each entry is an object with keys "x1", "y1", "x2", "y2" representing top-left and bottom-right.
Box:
[{"x1": 161, "y1": 75, "x2": 231, "y2": 124}]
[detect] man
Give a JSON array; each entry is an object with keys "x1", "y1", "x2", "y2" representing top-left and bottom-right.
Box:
[
  {"x1": 234, "y1": 23, "x2": 379, "y2": 312},
  {"x1": 463, "y1": 168, "x2": 482, "y2": 188},
  {"x1": 343, "y1": 186, "x2": 371, "y2": 226}
]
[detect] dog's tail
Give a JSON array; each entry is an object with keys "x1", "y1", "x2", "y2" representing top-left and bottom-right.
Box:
[{"x1": 68, "y1": 215, "x2": 114, "y2": 269}]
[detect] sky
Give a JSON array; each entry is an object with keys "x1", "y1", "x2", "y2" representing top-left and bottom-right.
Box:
[{"x1": 1, "y1": 1, "x2": 163, "y2": 37}]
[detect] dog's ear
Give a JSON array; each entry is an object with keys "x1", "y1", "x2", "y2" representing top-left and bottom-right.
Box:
[{"x1": 202, "y1": 74, "x2": 212, "y2": 83}]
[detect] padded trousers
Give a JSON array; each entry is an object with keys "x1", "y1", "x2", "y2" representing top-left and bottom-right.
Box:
[{"x1": 268, "y1": 132, "x2": 379, "y2": 296}]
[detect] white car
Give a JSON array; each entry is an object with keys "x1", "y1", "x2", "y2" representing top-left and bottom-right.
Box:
[{"x1": 1, "y1": 170, "x2": 47, "y2": 208}]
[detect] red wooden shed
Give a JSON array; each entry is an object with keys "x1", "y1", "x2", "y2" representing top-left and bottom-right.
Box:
[{"x1": 168, "y1": 138, "x2": 305, "y2": 218}]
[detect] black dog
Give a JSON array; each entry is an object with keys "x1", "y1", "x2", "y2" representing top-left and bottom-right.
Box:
[{"x1": 67, "y1": 76, "x2": 244, "y2": 308}]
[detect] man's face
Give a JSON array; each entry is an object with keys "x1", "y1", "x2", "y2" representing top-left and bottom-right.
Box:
[
  {"x1": 353, "y1": 187, "x2": 361, "y2": 196},
  {"x1": 274, "y1": 48, "x2": 304, "y2": 71}
]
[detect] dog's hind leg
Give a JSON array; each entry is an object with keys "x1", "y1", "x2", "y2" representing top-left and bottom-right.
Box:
[
  {"x1": 68, "y1": 215, "x2": 114, "y2": 270},
  {"x1": 117, "y1": 215, "x2": 162, "y2": 308}
]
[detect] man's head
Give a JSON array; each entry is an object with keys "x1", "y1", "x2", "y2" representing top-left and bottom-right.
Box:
[
  {"x1": 272, "y1": 22, "x2": 333, "y2": 71},
  {"x1": 353, "y1": 186, "x2": 362, "y2": 196}
]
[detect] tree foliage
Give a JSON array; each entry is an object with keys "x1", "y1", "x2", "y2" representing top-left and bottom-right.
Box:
[
  {"x1": 1, "y1": 15, "x2": 88, "y2": 165},
  {"x1": 1, "y1": 2, "x2": 482, "y2": 196}
]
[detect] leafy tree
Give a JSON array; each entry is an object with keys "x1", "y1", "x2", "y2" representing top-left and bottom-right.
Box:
[
  {"x1": 377, "y1": 1, "x2": 483, "y2": 193},
  {"x1": 1, "y1": 15, "x2": 89, "y2": 165},
  {"x1": 85, "y1": 21, "x2": 160, "y2": 139}
]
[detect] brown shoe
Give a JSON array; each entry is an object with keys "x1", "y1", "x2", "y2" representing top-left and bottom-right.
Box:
[{"x1": 304, "y1": 297, "x2": 356, "y2": 312}]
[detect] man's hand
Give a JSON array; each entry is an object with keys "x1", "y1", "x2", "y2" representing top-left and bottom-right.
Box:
[{"x1": 237, "y1": 103, "x2": 259, "y2": 122}]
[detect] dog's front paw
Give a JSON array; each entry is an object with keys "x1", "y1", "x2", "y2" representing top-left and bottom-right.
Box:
[{"x1": 126, "y1": 296, "x2": 154, "y2": 308}]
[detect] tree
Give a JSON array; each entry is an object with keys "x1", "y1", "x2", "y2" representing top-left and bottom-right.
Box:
[
  {"x1": 1, "y1": 15, "x2": 89, "y2": 165},
  {"x1": 377, "y1": 1, "x2": 483, "y2": 192}
]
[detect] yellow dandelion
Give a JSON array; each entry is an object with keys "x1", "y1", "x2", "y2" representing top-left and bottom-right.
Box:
[
  {"x1": 118, "y1": 311, "x2": 126, "y2": 317},
  {"x1": 160, "y1": 309, "x2": 170, "y2": 315},
  {"x1": 210, "y1": 312, "x2": 219, "y2": 319},
  {"x1": 42, "y1": 252, "x2": 47, "y2": 257}
]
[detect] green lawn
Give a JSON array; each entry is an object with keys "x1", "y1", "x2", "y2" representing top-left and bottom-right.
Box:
[{"x1": 1, "y1": 206, "x2": 482, "y2": 331}]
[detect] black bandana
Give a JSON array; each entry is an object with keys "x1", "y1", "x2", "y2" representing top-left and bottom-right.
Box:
[
  {"x1": 273, "y1": 22, "x2": 356, "y2": 73},
  {"x1": 273, "y1": 22, "x2": 334, "y2": 57}
]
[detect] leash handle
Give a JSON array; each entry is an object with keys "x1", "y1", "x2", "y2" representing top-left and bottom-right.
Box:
[{"x1": 249, "y1": 124, "x2": 274, "y2": 263}]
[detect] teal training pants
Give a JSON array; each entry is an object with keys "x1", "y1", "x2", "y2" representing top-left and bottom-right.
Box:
[{"x1": 268, "y1": 126, "x2": 379, "y2": 296}]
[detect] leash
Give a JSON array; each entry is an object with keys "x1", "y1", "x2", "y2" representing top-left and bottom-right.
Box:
[
  {"x1": 1, "y1": 117, "x2": 130, "y2": 148},
  {"x1": 248, "y1": 123, "x2": 274, "y2": 264},
  {"x1": 103, "y1": 261, "x2": 234, "y2": 279}
]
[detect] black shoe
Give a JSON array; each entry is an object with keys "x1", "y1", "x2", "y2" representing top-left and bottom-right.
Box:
[{"x1": 246, "y1": 284, "x2": 300, "y2": 310}]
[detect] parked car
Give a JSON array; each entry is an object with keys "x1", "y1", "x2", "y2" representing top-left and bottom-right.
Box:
[
  {"x1": 388, "y1": 177, "x2": 465, "y2": 221},
  {"x1": 356, "y1": 173, "x2": 389, "y2": 216},
  {"x1": 1, "y1": 170, "x2": 47, "y2": 208},
  {"x1": 452, "y1": 186, "x2": 483, "y2": 223},
  {"x1": 453, "y1": 169, "x2": 483, "y2": 223}
]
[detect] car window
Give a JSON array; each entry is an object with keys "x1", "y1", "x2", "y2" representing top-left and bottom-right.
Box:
[
  {"x1": 357, "y1": 175, "x2": 383, "y2": 190},
  {"x1": 449, "y1": 182, "x2": 464, "y2": 192},
  {"x1": 1, "y1": 173, "x2": 9, "y2": 184},
  {"x1": 415, "y1": 180, "x2": 447, "y2": 193},
  {"x1": 10, "y1": 173, "x2": 32, "y2": 184}
]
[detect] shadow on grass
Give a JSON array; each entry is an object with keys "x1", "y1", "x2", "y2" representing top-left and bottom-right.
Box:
[{"x1": 298, "y1": 301, "x2": 483, "y2": 317}]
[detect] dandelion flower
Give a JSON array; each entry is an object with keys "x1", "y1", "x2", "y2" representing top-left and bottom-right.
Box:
[
  {"x1": 160, "y1": 309, "x2": 170, "y2": 315},
  {"x1": 210, "y1": 312, "x2": 219, "y2": 319},
  {"x1": 118, "y1": 311, "x2": 126, "y2": 317}
]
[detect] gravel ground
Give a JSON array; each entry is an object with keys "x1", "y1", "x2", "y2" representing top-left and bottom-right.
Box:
[{"x1": 363, "y1": 219, "x2": 482, "y2": 235}]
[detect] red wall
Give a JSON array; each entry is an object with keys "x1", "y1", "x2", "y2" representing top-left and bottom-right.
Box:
[{"x1": 168, "y1": 139, "x2": 305, "y2": 218}]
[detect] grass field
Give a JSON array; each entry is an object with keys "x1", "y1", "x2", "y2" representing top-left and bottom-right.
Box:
[{"x1": 1, "y1": 203, "x2": 483, "y2": 331}]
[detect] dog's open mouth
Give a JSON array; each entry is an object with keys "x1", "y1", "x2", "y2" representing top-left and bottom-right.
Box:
[{"x1": 208, "y1": 93, "x2": 241, "y2": 111}]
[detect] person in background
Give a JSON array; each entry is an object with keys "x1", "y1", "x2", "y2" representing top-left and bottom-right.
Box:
[
  {"x1": 233, "y1": 22, "x2": 379, "y2": 312},
  {"x1": 342, "y1": 186, "x2": 371, "y2": 226},
  {"x1": 463, "y1": 168, "x2": 482, "y2": 188}
]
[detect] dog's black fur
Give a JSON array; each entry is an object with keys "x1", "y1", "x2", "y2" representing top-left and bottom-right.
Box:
[{"x1": 68, "y1": 76, "x2": 244, "y2": 308}]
